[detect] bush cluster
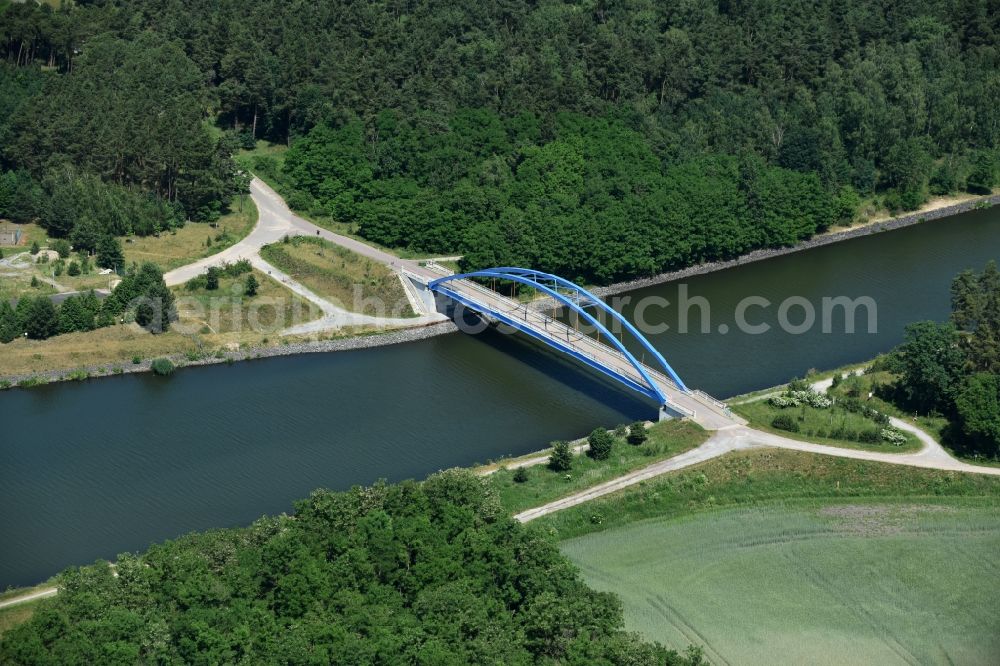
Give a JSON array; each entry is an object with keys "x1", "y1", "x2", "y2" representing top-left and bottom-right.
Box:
[{"x1": 771, "y1": 414, "x2": 800, "y2": 433}]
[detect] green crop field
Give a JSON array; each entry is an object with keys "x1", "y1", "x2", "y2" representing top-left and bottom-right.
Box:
[{"x1": 561, "y1": 499, "x2": 1000, "y2": 665}]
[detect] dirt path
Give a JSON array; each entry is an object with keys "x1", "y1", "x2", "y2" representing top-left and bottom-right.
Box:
[
  {"x1": 515, "y1": 372, "x2": 999, "y2": 522},
  {"x1": 0, "y1": 587, "x2": 57, "y2": 610},
  {"x1": 163, "y1": 178, "x2": 447, "y2": 332},
  {"x1": 514, "y1": 422, "x2": 1000, "y2": 522}
]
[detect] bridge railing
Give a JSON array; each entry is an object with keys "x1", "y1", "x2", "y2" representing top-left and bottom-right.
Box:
[
  {"x1": 663, "y1": 399, "x2": 696, "y2": 418},
  {"x1": 423, "y1": 261, "x2": 453, "y2": 277},
  {"x1": 444, "y1": 278, "x2": 679, "y2": 396},
  {"x1": 691, "y1": 389, "x2": 731, "y2": 411}
]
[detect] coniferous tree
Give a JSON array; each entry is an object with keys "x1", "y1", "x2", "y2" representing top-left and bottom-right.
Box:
[{"x1": 95, "y1": 235, "x2": 124, "y2": 272}]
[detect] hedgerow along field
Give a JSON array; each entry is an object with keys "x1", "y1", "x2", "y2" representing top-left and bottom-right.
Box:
[{"x1": 552, "y1": 450, "x2": 1000, "y2": 665}]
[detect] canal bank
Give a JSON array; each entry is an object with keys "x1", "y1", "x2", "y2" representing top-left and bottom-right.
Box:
[
  {"x1": 593, "y1": 193, "x2": 1000, "y2": 298},
  {"x1": 1, "y1": 196, "x2": 998, "y2": 588},
  {"x1": 2, "y1": 191, "x2": 997, "y2": 388},
  {"x1": 0, "y1": 320, "x2": 459, "y2": 388}
]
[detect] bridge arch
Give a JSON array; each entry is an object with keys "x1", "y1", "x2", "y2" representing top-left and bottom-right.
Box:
[{"x1": 428, "y1": 267, "x2": 689, "y2": 406}]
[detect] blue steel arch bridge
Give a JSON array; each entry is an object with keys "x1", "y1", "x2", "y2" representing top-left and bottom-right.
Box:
[{"x1": 406, "y1": 265, "x2": 742, "y2": 429}]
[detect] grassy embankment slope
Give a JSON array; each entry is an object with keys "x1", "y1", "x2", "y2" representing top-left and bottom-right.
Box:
[
  {"x1": 541, "y1": 449, "x2": 1000, "y2": 665},
  {"x1": 260, "y1": 235, "x2": 416, "y2": 317},
  {"x1": 486, "y1": 420, "x2": 708, "y2": 514}
]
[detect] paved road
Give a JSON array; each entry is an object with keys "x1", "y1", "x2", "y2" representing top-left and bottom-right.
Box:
[{"x1": 163, "y1": 178, "x2": 447, "y2": 331}]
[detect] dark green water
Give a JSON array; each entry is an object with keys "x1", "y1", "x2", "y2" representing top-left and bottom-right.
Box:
[{"x1": 1, "y1": 206, "x2": 999, "y2": 587}]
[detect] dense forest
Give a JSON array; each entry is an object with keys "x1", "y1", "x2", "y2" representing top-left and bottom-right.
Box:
[
  {"x1": 0, "y1": 470, "x2": 704, "y2": 665},
  {"x1": 1, "y1": 0, "x2": 998, "y2": 282}
]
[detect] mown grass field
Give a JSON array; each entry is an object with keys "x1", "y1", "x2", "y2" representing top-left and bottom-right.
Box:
[
  {"x1": 561, "y1": 498, "x2": 1000, "y2": 665},
  {"x1": 488, "y1": 420, "x2": 708, "y2": 514},
  {"x1": 261, "y1": 236, "x2": 415, "y2": 317}
]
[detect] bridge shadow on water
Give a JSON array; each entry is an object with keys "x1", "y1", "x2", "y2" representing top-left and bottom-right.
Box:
[{"x1": 450, "y1": 308, "x2": 654, "y2": 422}]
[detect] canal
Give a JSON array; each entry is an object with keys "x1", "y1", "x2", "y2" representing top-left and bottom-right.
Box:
[{"x1": 1, "y1": 205, "x2": 998, "y2": 587}]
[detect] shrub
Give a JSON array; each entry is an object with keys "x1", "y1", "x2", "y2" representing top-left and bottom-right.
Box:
[
  {"x1": 880, "y1": 428, "x2": 908, "y2": 446},
  {"x1": 771, "y1": 414, "x2": 800, "y2": 432},
  {"x1": 67, "y1": 260, "x2": 81, "y2": 276},
  {"x1": 151, "y1": 358, "x2": 175, "y2": 376},
  {"x1": 30, "y1": 240, "x2": 40, "y2": 255},
  {"x1": 626, "y1": 421, "x2": 648, "y2": 445},
  {"x1": 858, "y1": 429, "x2": 881, "y2": 444},
  {"x1": 548, "y1": 440, "x2": 573, "y2": 472},
  {"x1": 30, "y1": 276, "x2": 39, "y2": 287},
  {"x1": 613, "y1": 424, "x2": 628, "y2": 439},
  {"x1": 51, "y1": 239, "x2": 71, "y2": 258},
  {"x1": 807, "y1": 393, "x2": 832, "y2": 408},
  {"x1": 223, "y1": 259, "x2": 253, "y2": 277},
  {"x1": 245, "y1": 274, "x2": 259, "y2": 297},
  {"x1": 587, "y1": 428, "x2": 614, "y2": 460},
  {"x1": 205, "y1": 266, "x2": 221, "y2": 290},
  {"x1": 185, "y1": 274, "x2": 209, "y2": 290},
  {"x1": 840, "y1": 397, "x2": 863, "y2": 413},
  {"x1": 512, "y1": 467, "x2": 529, "y2": 483},
  {"x1": 132, "y1": 355, "x2": 142, "y2": 365},
  {"x1": 788, "y1": 377, "x2": 810, "y2": 392}
]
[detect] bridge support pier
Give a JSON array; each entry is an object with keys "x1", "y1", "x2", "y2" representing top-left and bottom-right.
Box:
[{"x1": 658, "y1": 405, "x2": 673, "y2": 422}]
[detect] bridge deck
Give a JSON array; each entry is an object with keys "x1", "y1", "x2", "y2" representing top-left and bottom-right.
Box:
[{"x1": 430, "y1": 276, "x2": 745, "y2": 430}]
